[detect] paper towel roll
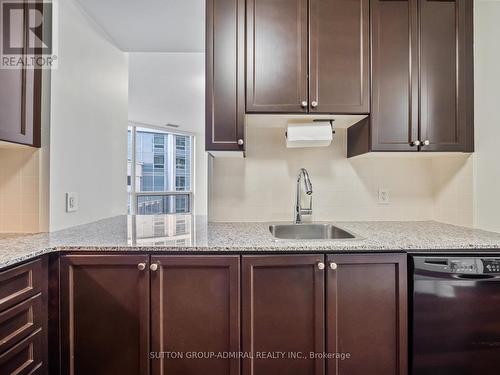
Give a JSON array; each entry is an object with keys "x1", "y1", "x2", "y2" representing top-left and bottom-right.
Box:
[{"x1": 285, "y1": 122, "x2": 333, "y2": 148}]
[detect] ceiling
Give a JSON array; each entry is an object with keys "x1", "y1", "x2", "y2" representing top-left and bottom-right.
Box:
[{"x1": 75, "y1": 0, "x2": 205, "y2": 52}]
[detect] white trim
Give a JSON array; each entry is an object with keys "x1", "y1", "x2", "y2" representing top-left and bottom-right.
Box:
[
  {"x1": 130, "y1": 126, "x2": 137, "y2": 213},
  {"x1": 128, "y1": 120, "x2": 195, "y2": 137}
]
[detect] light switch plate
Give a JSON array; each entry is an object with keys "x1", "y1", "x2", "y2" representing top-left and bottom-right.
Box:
[
  {"x1": 378, "y1": 188, "x2": 390, "y2": 205},
  {"x1": 66, "y1": 192, "x2": 78, "y2": 212}
]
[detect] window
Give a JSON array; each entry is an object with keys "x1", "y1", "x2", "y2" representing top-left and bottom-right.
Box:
[{"x1": 128, "y1": 125, "x2": 194, "y2": 215}]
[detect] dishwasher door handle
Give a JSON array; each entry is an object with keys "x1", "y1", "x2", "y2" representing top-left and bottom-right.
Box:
[
  {"x1": 415, "y1": 268, "x2": 500, "y2": 281},
  {"x1": 454, "y1": 274, "x2": 495, "y2": 280}
]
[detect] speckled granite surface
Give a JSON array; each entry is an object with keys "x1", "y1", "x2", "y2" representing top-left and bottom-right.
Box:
[{"x1": 2, "y1": 215, "x2": 500, "y2": 269}]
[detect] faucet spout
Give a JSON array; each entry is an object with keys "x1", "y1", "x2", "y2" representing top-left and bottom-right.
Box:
[{"x1": 294, "y1": 168, "x2": 313, "y2": 224}]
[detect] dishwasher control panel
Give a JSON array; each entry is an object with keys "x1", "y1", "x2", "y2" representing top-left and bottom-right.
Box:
[
  {"x1": 449, "y1": 259, "x2": 479, "y2": 274},
  {"x1": 416, "y1": 257, "x2": 500, "y2": 275},
  {"x1": 482, "y1": 259, "x2": 500, "y2": 273}
]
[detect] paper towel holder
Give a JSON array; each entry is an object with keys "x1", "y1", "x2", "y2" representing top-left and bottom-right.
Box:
[
  {"x1": 285, "y1": 119, "x2": 335, "y2": 139},
  {"x1": 313, "y1": 119, "x2": 336, "y2": 134}
]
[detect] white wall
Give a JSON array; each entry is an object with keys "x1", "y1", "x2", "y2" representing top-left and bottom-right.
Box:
[
  {"x1": 474, "y1": 0, "x2": 500, "y2": 232},
  {"x1": 128, "y1": 53, "x2": 208, "y2": 215},
  {"x1": 49, "y1": 0, "x2": 129, "y2": 231}
]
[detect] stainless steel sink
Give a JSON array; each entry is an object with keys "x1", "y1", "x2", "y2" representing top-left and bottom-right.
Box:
[{"x1": 269, "y1": 223, "x2": 357, "y2": 240}]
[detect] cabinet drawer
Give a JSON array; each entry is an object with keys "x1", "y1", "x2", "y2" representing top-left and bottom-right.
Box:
[
  {"x1": 0, "y1": 260, "x2": 42, "y2": 312},
  {"x1": 0, "y1": 294, "x2": 42, "y2": 353},
  {"x1": 0, "y1": 329, "x2": 43, "y2": 375}
]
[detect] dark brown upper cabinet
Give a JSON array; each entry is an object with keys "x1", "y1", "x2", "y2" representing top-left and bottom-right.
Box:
[
  {"x1": 206, "y1": 0, "x2": 245, "y2": 151},
  {"x1": 246, "y1": 0, "x2": 369, "y2": 114},
  {"x1": 348, "y1": 0, "x2": 474, "y2": 157},
  {"x1": 419, "y1": 0, "x2": 474, "y2": 152},
  {"x1": 0, "y1": 4, "x2": 42, "y2": 148},
  {"x1": 150, "y1": 255, "x2": 240, "y2": 375},
  {"x1": 206, "y1": 0, "x2": 369, "y2": 151},
  {"x1": 246, "y1": 0, "x2": 309, "y2": 113},
  {"x1": 370, "y1": 0, "x2": 419, "y2": 152},
  {"x1": 309, "y1": 0, "x2": 370, "y2": 114}
]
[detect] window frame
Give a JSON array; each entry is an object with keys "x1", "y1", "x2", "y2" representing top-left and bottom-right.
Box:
[{"x1": 128, "y1": 122, "x2": 195, "y2": 215}]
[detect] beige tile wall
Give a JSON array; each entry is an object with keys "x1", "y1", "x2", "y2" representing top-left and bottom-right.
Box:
[
  {"x1": 432, "y1": 155, "x2": 474, "y2": 227},
  {"x1": 0, "y1": 147, "x2": 41, "y2": 233},
  {"x1": 209, "y1": 118, "x2": 474, "y2": 225}
]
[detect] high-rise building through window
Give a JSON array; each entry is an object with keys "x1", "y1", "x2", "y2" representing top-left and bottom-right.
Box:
[{"x1": 128, "y1": 126, "x2": 193, "y2": 215}]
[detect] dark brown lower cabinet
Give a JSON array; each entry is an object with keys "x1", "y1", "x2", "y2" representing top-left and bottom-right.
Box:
[
  {"x1": 60, "y1": 255, "x2": 150, "y2": 375},
  {"x1": 0, "y1": 258, "x2": 48, "y2": 375},
  {"x1": 60, "y1": 254, "x2": 240, "y2": 375},
  {"x1": 242, "y1": 255, "x2": 325, "y2": 375},
  {"x1": 326, "y1": 254, "x2": 408, "y2": 375},
  {"x1": 0, "y1": 329, "x2": 44, "y2": 374},
  {"x1": 150, "y1": 255, "x2": 240, "y2": 375},
  {"x1": 243, "y1": 254, "x2": 407, "y2": 375},
  {"x1": 58, "y1": 253, "x2": 407, "y2": 375}
]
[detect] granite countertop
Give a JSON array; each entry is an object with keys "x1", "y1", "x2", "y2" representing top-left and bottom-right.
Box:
[{"x1": 2, "y1": 214, "x2": 500, "y2": 270}]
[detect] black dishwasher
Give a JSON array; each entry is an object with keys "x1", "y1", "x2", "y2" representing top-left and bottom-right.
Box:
[{"x1": 412, "y1": 256, "x2": 500, "y2": 375}]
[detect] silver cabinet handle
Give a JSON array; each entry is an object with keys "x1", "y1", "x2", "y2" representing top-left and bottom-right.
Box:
[
  {"x1": 301, "y1": 101, "x2": 308, "y2": 108},
  {"x1": 237, "y1": 139, "x2": 244, "y2": 146},
  {"x1": 311, "y1": 101, "x2": 318, "y2": 108},
  {"x1": 137, "y1": 263, "x2": 146, "y2": 271},
  {"x1": 150, "y1": 263, "x2": 159, "y2": 272},
  {"x1": 423, "y1": 140, "x2": 430, "y2": 146},
  {"x1": 411, "y1": 140, "x2": 421, "y2": 147},
  {"x1": 329, "y1": 262, "x2": 338, "y2": 270},
  {"x1": 317, "y1": 262, "x2": 325, "y2": 270}
]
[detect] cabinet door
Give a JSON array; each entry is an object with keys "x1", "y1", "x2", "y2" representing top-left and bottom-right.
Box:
[
  {"x1": 371, "y1": 0, "x2": 419, "y2": 151},
  {"x1": 60, "y1": 255, "x2": 150, "y2": 375},
  {"x1": 326, "y1": 254, "x2": 407, "y2": 375},
  {"x1": 243, "y1": 255, "x2": 325, "y2": 375},
  {"x1": 206, "y1": 0, "x2": 245, "y2": 151},
  {"x1": 309, "y1": 0, "x2": 369, "y2": 114},
  {"x1": 151, "y1": 256, "x2": 240, "y2": 375},
  {"x1": 0, "y1": 1, "x2": 41, "y2": 147},
  {"x1": 419, "y1": 0, "x2": 473, "y2": 152},
  {"x1": 246, "y1": 0, "x2": 308, "y2": 113}
]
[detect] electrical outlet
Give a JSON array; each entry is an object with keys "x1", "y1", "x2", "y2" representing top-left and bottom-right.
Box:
[
  {"x1": 66, "y1": 192, "x2": 78, "y2": 212},
  {"x1": 378, "y1": 188, "x2": 390, "y2": 205}
]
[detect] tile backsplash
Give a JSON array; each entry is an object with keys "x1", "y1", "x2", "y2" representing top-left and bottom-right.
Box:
[
  {"x1": 0, "y1": 148, "x2": 41, "y2": 233},
  {"x1": 209, "y1": 117, "x2": 474, "y2": 225},
  {"x1": 432, "y1": 155, "x2": 474, "y2": 227}
]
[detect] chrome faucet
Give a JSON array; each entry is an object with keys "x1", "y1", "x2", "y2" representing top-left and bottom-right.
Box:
[{"x1": 294, "y1": 168, "x2": 313, "y2": 224}]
